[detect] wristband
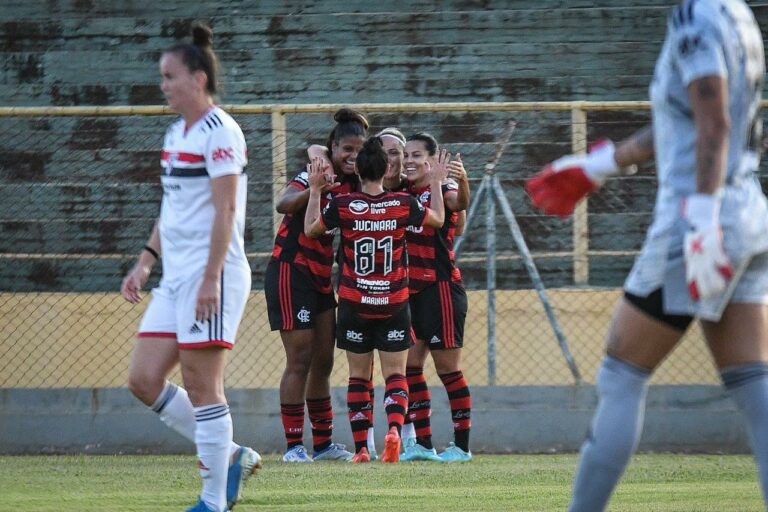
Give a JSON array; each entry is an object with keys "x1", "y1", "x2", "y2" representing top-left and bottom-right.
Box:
[
  {"x1": 682, "y1": 193, "x2": 722, "y2": 231},
  {"x1": 583, "y1": 140, "x2": 619, "y2": 184},
  {"x1": 143, "y1": 245, "x2": 159, "y2": 260}
]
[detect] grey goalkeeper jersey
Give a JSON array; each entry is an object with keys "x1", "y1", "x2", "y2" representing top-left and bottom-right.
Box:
[{"x1": 650, "y1": 0, "x2": 764, "y2": 195}]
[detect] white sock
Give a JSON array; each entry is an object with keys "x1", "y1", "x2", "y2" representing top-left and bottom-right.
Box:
[
  {"x1": 367, "y1": 427, "x2": 376, "y2": 453},
  {"x1": 151, "y1": 382, "x2": 240, "y2": 460},
  {"x1": 401, "y1": 422, "x2": 416, "y2": 441},
  {"x1": 194, "y1": 404, "x2": 233, "y2": 512},
  {"x1": 151, "y1": 382, "x2": 196, "y2": 442}
]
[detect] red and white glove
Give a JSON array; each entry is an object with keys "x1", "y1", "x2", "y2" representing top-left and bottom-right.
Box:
[
  {"x1": 682, "y1": 193, "x2": 734, "y2": 301},
  {"x1": 526, "y1": 140, "x2": 619, "y2": 218}
]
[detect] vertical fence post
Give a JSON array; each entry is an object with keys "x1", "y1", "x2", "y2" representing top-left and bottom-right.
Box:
[
  {"x1": 271, "y1": 110, "x2": 287, "y2": 238},
  {"x1": 486, "y1": 175, "x2": 497, "y2": 386},
  {"x1": 571, "y1": 106, "x2": 589, "y2": 285}
]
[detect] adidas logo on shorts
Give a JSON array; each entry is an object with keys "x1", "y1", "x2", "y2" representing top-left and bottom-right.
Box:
[
  {"x1": 189, "y1": 323, "x2": 202, "y2": 334},
  {"x1": 430, "y1": 335, "x2": 441, "y2": 344}
]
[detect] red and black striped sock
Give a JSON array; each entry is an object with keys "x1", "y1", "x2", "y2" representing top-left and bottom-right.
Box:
[
  {"x1": 307, "y1": 397, "x2": 333, "y2": 454},
  {"x1": 384, "y1": 374, "x2": 409, "y2": 434},
  {"x1": 280, "y1": 402, "x2": 305, "y2": 450},
  {"x1": 347, "y1": 377, "x2": 372, "y2": 453},
  {"x1": 406, "y1": 366, "x2": 433, "y2": 449},
  {"x1": 439, "y1": 370, "x2": 471, "y2": 452}
]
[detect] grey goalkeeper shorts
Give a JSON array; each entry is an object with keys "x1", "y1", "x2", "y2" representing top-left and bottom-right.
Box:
[{"x1": 624, "y1": 176, "x2": 768, "y2": 322}]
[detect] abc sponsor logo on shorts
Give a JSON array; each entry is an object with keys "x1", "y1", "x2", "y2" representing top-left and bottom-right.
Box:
[
  {"x1": 387, "y1": 329, "x2": 405, "y2": 342},
  {"x1": 297, "y1": 307, "x2": 310, "y2": 323},
  {"x1": 346, "y1": 330, "x2": 364, "y2": 342}
]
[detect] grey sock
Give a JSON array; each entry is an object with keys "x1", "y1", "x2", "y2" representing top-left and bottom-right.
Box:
[
  {"x1": 569, "y1": 356, "x2": 651, "y2": 512},
  {"x1": 721, "y1": 363, "x2": 768, "y2": 504}
]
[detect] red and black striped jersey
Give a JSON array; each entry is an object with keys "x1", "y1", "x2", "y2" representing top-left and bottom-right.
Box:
[
  {"x1": 406, "y1": 180, "x2": 463, "y2": 292},
  {"x1": 321, "y1": 191, "x2": 429, "y2": 318},
  {"x1": 271, "y1": 170, "x2": 358, "y2": 293}
]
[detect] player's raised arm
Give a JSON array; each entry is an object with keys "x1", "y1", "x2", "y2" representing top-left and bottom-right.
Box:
[
  {"x1": 525, "y1": 128, "x2": 652, "y2": 218},
  {"x1": 276, "y1": 182, "x2": 311, "y2": 214},
  {"x1": 423, "y1": 148, "x2": 450, "y2": 228},
  {"x1": 445, "y1": 153, "x2": 470, "y2": 211},
  {"x1": 304, "y1": 157, "x2": 334, "y2": 238},
  {"x1": 277, "y1": 164, "x2": 340, "y2": 215}
]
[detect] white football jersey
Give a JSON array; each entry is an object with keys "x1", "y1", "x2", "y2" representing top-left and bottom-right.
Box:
[
  {"x1": 650, "y1": 0, "x2": 764, "y2": 194},
  {"x1": 159, "y1": 106, "x2": 249, "y2": 282}
]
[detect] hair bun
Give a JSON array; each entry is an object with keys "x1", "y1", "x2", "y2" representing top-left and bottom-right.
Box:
[
  {"x1": 334, "y1": 108, "x2": 369, "y2": 129},
  {"x1": 191, "y1": 22, "x2": 214, "y2": 48}
]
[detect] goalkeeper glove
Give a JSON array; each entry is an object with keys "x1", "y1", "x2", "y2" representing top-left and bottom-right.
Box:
[
  {"x1": 682, "y1": 193, "x2": 734, "y2": 301},
  {"x1": 526, "y1": 139, "x2": 619, "y2": 218}
]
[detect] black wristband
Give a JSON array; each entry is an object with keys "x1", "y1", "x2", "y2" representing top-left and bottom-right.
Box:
[{"x1": 143, "y1": 245, "x2": 159, "y2": 260}]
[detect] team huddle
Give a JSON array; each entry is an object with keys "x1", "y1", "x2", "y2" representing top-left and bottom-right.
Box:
[
  {"x1": 267, "y1": 111, "x2": 472, "y2": 465},
  {"x1": 119, "y1": 1, "x2": 768, "y2": 511}
]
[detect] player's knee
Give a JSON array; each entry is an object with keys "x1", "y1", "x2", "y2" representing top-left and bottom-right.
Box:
[
  {"x1": 127, "y1": 371, "x2": 164, "y2": 405},
  {"x1": 310, "y1": 350, "x2": 334, "y2": 377},
  {"x1": 285, "y1": 344, "x2": 313, "y2": 374}
]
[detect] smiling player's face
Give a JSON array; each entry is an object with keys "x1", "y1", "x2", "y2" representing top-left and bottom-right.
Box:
[
  {"x1": 381, "y1": 137, "x2": 405, "y2": 179},
  {"x1": 332, "y1": 135, "x2": 365, "y2": 175},
  {"x1": 404, "y1": 140, "x2": 432, "y2": 185}
]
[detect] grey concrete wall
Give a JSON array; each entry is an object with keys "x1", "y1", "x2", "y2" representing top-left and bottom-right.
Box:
[{"x1": 0, "y1": 385, "x2": 749, "y2": 455}]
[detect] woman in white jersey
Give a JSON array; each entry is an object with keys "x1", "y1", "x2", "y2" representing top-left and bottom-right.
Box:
[
  {"x1": 527, "y1": 1, "x2": 768, "y2": 509},
  {"x1": 120, "y1": 23, "x2": 259, "y2": 512}
]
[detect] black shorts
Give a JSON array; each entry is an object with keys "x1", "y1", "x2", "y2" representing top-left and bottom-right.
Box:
[
  {"x1": 410, "y1": 281, "x2": 467, "y2": 349},
  {"x1": 336, "y1": 300, "x2": 413, "y2": 354},
  {"x1": 265, "y1": 260, "x2": 337, "y2": 331},
  {"x1": 624, "y1": 288, "x2": 693, "y2": 332}
]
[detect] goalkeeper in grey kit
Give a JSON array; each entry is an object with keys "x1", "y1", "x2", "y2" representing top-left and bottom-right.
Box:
[{"x1": 527, "y1": 0, "x2": 768, "y2": 510}]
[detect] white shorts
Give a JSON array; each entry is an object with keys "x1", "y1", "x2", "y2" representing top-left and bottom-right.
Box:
[
  {"x1": 625, "y1": 176, "x2": 768, "y2": 322},
  {"x1": 138, "y1": 265, "x2": 251, "y2": 349}
]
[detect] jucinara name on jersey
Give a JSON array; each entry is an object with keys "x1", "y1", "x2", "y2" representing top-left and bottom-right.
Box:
[{"x1": 352, "y1": 219, "x2": 398, "y2": 231}]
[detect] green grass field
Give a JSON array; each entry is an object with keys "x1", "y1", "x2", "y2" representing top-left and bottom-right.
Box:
[{"x1": 0, "y1": 454, "x2": 762, "y2": 511}]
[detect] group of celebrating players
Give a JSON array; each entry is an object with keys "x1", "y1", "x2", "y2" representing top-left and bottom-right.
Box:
[
  {"x1": 266, "y1": 109, "x2": 473, "y2": 466},
  {"x1": 119, "y1": 0, "x2": 768, "y2": 510}
]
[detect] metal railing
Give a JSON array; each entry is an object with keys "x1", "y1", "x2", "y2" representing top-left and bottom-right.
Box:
[{"x1": 3, "y1": 100, "x2": 756, "y2": 389}]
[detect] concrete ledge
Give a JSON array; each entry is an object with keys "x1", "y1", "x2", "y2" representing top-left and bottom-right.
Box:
[{"x1": 0, "y1": 385, "x2": 748, "y2": 455}]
